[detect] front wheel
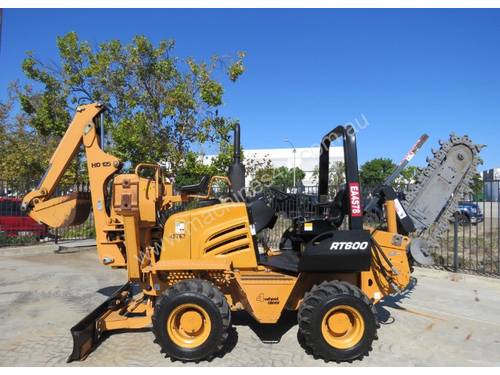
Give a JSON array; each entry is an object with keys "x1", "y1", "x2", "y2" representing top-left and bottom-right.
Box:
[
  {"x1": 457, "y1": 213, "x2": 471, "y2": 226},
  {"x1": 152, "y1": 279, "x2": 231, "y2": 362},
  {"x1": 298, "y1": 281, "x2": 378, "y2": 362}
]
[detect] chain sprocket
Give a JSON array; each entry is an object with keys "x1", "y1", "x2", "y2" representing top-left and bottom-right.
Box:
[{"x1": 403, "y1": 133, "x2": 485, "y2": 249}]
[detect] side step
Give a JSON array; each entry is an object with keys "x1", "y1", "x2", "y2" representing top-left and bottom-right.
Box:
[{"x1": 67, "y1": 282, "x2": 131, "y2": 363}]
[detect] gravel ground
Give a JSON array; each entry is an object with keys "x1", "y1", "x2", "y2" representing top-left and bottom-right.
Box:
[{"x1": 1, "y1": 247, "x2": 500, "y2": 366}]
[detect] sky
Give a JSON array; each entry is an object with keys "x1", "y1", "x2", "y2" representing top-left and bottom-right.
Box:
[{"x1": 1, "y1": 8, "x2": 499, "y2": 171}]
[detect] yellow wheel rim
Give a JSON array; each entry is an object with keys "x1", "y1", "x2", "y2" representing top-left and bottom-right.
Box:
[
  {"x1": 321, "y1": 305, "x2": 365, "y2": 349},
  {"x1": 167, "y1": 303, "x2": 212, "y2": 348}
]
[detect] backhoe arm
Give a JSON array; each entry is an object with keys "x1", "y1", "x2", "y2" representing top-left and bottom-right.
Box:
[
  {"x1": 22, "y1": 104, "x2": 103, "y2": 209},
  {"x1": 22, "y1": 103, "x2": 120, "y2": 230}
]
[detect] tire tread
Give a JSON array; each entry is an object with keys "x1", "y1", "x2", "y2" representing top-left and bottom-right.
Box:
[
  {"x1": 152, "y1": 278, "x2": 230, "y2": 362},
  {"x1": 298, "y1": 280, "x2": 378, "y2": 362}
]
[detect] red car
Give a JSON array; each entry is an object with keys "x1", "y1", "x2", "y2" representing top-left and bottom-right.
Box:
[{"x1": 0, "y1": 197, "x2": 47, "y2": 238}]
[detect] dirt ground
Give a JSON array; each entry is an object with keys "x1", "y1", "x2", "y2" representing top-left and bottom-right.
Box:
[{"x1": 1, "y1": 247, "x2": 500, "y2": 366}]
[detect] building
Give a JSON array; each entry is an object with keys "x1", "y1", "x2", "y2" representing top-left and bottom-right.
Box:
[
  {"x1": 483, "y1": 168, "x2": 500, "y2": 202},
  {"x1": 205, "y1": 146, "x2": 344, "y2": 187}
]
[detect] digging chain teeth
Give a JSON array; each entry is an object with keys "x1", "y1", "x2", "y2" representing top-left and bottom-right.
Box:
[{"x1": 403, "y1": 133, "x2": 484, "y2": 249}]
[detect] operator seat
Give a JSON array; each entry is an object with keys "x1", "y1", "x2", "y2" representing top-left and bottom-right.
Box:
[
  {"x1": 259, "y1": 187, "x2": 349, "y2": 275},
  {"x1": 178, "y1": 175, "x2": 223, "y2": 207},
  {"x1": 329, "y1": 186, "x2": 349, "y2": 228},
  {"x1": 178, "y1": 175, "x2": 210, "y2": 195}
]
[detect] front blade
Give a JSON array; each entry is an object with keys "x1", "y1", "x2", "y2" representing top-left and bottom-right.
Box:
[{"x1": 67, "y1": 282, "x2": 131, "y2": 363}]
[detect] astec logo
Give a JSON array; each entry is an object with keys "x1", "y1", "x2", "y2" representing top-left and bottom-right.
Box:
[{"x1": 349, "y1": 182, "x2": 362, "y2": 217}]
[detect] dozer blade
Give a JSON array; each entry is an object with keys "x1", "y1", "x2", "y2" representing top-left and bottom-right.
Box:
[
  {"x1": 29, "y1": 192, "x2": 91, "y2": 228},
  {"x1": 67, "y1": 282, "x2": 131, "y2": 363}
]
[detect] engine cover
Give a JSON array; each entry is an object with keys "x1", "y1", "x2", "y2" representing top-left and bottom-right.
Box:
[{"x1": 298, "y1": 230, "x2": 372, "y2": 272}]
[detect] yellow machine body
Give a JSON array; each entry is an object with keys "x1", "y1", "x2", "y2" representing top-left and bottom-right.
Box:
[{"x1": 22, "y1": 103, "x2": 414, "y2": 362}]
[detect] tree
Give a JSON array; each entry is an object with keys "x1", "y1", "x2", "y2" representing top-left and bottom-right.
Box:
[
  {"x1": 396, "y1": 165, "x2": 421, "y2": 190},
  {"x1": 399, "y1": 165, "x2": 420, "y2": 183},
  {"x1": 0, "y1": 84, "x2": 53, "y2": 184},
  {"x1": 251, "y1": 166, "x2": 305, "y2": 192},
  {"x1": 359, "y1": 158, "x2": 396, "y2": 189},
  {"x1": 173, "y1": 144, "x2": 236, "y2": 188},
  {"x1": 0, "y1": 82, "x2": 86, "y2": 185},
  {"x1": 174, "y1": 146, "x2": 273, "y2": 192},
  {"x1": 244, "y1": 152, "x2": 273, "y2": 178},
  {"x1": 173, "y1": 152, "x2": 218, "y2": 188},
  {"x1": 470, "y1": 173, "x2": 484, "y2": 201},
  {"x1": 311, "y1": 161, "x2": 346, "y2": 196},
  {"x1": 19, "y1": 31, "x2": 246, "y2": 177}
]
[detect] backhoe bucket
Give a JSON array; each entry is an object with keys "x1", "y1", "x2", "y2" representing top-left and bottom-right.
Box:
[
  {"x1": 29, "y1": 192, "x2": 91, "y2": 228},
  {"x1": 67, "y1": 282, "x2": 131, "y2": 362}
]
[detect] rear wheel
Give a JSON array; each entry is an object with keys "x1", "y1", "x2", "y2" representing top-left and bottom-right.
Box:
[
  {"x1": 152, "y1": 279, "x2": 230, "y2": 362},
  {"x1": 298, "y1": 281, "x2": 378, "y2": 362},
  {"x1": 457, "y1": 213, "x2": 471, "y2": 226}
]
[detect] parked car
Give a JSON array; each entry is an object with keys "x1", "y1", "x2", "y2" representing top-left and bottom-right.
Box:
[
  {"x1": 0, "y1": 197, "x2": 47, "y2": 238},
  {"x1": 456, "y1": 201, "x2": 484, "y2": 225}
]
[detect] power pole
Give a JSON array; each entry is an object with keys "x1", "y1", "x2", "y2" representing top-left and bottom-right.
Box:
[{"x1": 284, "y1": 139, "x2": 297, "y2": 189}]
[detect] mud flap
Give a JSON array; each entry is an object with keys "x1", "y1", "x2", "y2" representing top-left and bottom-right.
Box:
[{"x1": 67, "y1": 282, "x2": 131, "y2": 362}]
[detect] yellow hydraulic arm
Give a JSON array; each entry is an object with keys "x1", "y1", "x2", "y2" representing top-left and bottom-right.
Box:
[
  {"x1": 21, "y1": 103, "x2": 129, "y2": 264},
  {"x1": 21, "y1": 102, "x2": 188, "y2": 269},
  {"x1": 22, "y1": 103, "x2": 120, "y2": 225}
]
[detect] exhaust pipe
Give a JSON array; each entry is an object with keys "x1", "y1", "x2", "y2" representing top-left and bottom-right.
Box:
[
  {"x1": 234, "y1": 122, "x2": 241, "y2": 163},
  {"x1": 228, "y1": 123, "x2": 246, "y2": 201}
]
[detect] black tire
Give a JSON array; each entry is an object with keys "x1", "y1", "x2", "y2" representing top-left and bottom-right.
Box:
[
  {"x1": 298, "y1": 280, "x2": 378, "y2": 363},
  {"x1": 457, "y1": 213, "x2": 471, "y2": 226},
  {"x1": 152, "y1": 279, "x2": 231, "y2": 362}
]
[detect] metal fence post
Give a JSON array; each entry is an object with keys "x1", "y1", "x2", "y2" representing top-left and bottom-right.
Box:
[{"x1": 453, "y1": 211, "x2": 459, "y2": 272}]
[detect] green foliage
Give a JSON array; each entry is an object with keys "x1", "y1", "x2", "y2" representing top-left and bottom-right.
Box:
[
  {"x1": 0, "y1": 232, "x2": 38, "y2": 247},
  {"x1": 399, "y1": 165, "x2": 420, "y2": 182},
  {"x1": 0, "y1": 83, "x2": 82, "y2": 185},
  {"x1": 311, "y1": 162, "x2": 346, "y2": 196},
  {"x1": 19, "y1": 31, "x2": 246, "y2": 176},
  {"x1": 470, "y1": 173, "x2": 484, "y2": 201},
  {"x1": 395, "y1": 165, "x2": 421, "y2": 190},
  {"x1": 174, "y1": 141, "x2": 236, "y2": 188},
  {"x1": 359, "y1": 158, "x2": 396, "y2": 189},
  {"x1": 252, "y1": 166, "x2": 306, "y2": 191},
  {"x1": 174, "y1": 152, "x2": 219, "y2": 188},
  {"x1": 228, "y1": 51, "x2": 246, "y2": 82}
]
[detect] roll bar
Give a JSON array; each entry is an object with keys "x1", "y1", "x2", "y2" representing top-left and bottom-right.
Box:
[{"x1": 318, "y1": 125, "x2": 363, "y2": 230}]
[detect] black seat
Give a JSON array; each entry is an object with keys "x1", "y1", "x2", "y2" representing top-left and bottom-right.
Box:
[
  {"x1": 329, "y1": 186, "x2": 348, "y2": 228},
  {"x1": 196, "y1": 199, "x2": 221, "y2": 208},
  {"x1": 179, "y1": 175, "x2": 210, "y2": 194},
  {"x1": 259, "y1": 251, "x2": 300, "y2": 274},
  {"x1": 314, "y1": 186, "x2": 348, "y2": 228}
]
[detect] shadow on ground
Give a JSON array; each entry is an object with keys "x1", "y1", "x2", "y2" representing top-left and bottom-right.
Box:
[
  {"x1": 97, "y1": 285, "x2": 124, "y2": 297},
  {"x1": 232, "y1": 310, "x2": 298, "y2": 343},
  {"x1": 376, "y1": 276, "x2": 418, "y2": 324},
  {"x1": 92, "y1": 277, "x2": 418, "y2": 361}
]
